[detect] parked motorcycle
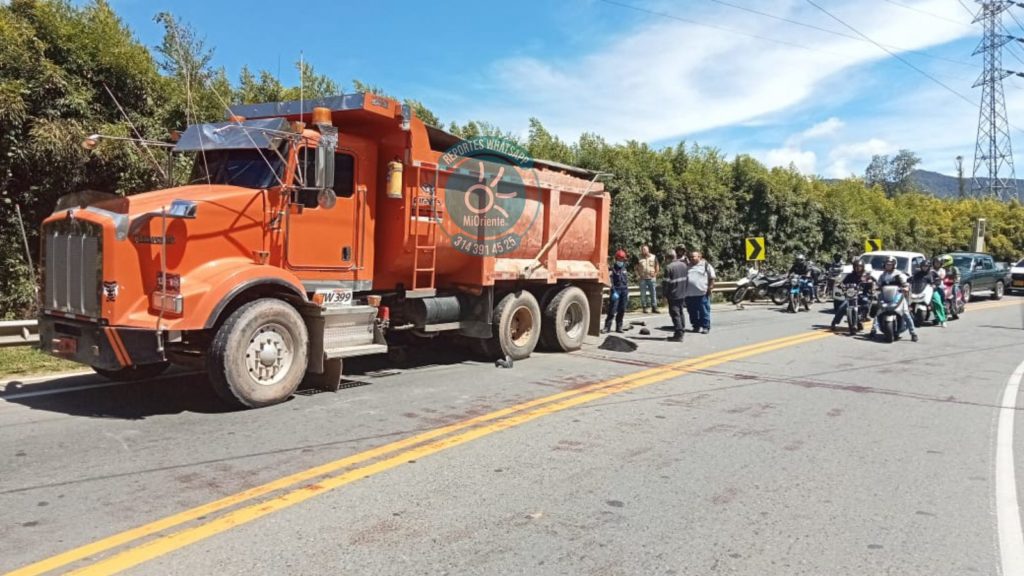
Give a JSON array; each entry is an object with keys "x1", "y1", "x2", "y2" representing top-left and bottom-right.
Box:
[
  {"x1": 875, "y1": 285, "x2": 907, "y2": 343},
  {"x1": 908, "y1": 275, "x2": 934, "y2": 327},
  {"x1": 732, "y1": 267, "x2": 785, "y2": 304},
  {"x1": 942, "y1": 276, "x2": 965, "y2": 319},
  {"x1": 786, "y1": 274, "x2": 812, "y2": 313},
  {"x1": 768, "y1": 275, "x2": 792, "y2": 305}
]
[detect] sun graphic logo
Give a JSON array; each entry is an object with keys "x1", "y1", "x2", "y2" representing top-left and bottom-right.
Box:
[{"x1": 438, "y1": 136, "x2": 541, "y2": 257}]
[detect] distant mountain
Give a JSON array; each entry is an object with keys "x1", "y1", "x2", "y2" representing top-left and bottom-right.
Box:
[{"x1": 909, "y1": 170, "x2": 1024, "y2": 198}]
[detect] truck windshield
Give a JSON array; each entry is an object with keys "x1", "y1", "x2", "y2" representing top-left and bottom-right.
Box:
[
  {"x1": 949, "y1": 255, "x2": 974, "y2": 270},
  {"x1": 187, "y1": 149, "x2": 285, "y2": 189},
  {"x1": 860, "y1": 255, "x2": 909, "y2": 271}
]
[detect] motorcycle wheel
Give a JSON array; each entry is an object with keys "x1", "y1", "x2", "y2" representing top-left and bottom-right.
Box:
[
  {"x1": 802, "y1": 297, "x2": 810, "y2": 312},
  {"x1": 787, "y1": 294, "x2": 796, "y2": 313},
  {"x1": 771, "y1": 289, "x2": 788, "y2": 306},
  {"x1": 847, "y1": 306, "x2": 857, "y2": 335},
  {"x1": 913, "y1": 309, "x2": 926, "y2": 328},
  {"x1": 731, "y1": 285, "x2": 750, "y2": 305},
  {"x1": 884, "y1": 320, "x2": 895, "y2": 343}
]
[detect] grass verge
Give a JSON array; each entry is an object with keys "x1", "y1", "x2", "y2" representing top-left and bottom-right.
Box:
[{"x1": 0, "y1": 347, "x2": 82, "y2": 379}]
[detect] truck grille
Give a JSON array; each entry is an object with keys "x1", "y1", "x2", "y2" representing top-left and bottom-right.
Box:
[
  {"x1": 43, "y1": 218, "x2": 102, "y2": 318},
  {"x1": 1013, "y1": 273, "x2": 1024, "y2": 281}
]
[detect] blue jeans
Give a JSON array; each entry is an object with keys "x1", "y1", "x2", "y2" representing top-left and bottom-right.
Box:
[
  {"x1": 605, "y1": 287, "x2": 628, "y2": 330},
  {"x1": 685, "y1": 295, "x2": 711, "y2": 330},
  {"x1": 639, "y1": 278, "x2": 657, "y2": 310}
]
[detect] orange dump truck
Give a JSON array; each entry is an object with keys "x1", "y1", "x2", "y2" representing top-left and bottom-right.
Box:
[{"x1": 38, "y1": 92, "x2": 610, "y2": 407}]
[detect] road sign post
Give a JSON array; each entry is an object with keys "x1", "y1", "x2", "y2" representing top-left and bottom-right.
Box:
[{"x1": 745, "y1": 237, "x2": 765, "y2": 261}]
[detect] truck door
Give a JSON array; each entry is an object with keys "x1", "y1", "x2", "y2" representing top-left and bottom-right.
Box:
[
  {"x1": 977, "y1": 256, "x2": 995, "y2": 290},
  {"x1": 286, "y1": 148, "x2": 361, "y2": 273}
]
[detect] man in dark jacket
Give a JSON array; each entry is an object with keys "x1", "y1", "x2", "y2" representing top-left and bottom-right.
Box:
[
  {"x1": 664, "y1": 246, "x2": 689, "y2": 342},
  {"x1": 603, "y1": 249, "x2": 630, "y2": 333}
]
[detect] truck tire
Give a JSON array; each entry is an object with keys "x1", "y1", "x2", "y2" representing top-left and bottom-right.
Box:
[
  {"x1": 208, "y1": 298, "x2": 308, "y2": 409},
  {"x1": 93, "y1": 362, "x2": 169, "y2": 382},
  {"x1": 992, "y1": 280, "x2": 1004, "y2": 300},
  {"x1": 487, "y1": 291, "x2": 541, "y2": 360},
  {"x1": 540, "y1": 286, "x2": 590, "y2": 352}
]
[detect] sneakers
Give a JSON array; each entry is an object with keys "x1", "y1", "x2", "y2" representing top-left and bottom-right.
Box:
[
  {"x1": 830, "y1": 322, "x2": 838, "y2": 331},
  {"x1": 615, "y1": 327, "x2": 624, "y2": 333},
  {"x1": 667, "y1": 334, "x2": 683, "y2": 342},
  {"x1": 938, "y1": 321, "x2": 946, "y2": 328},
  {"x1": 642, "y1": 309, "x2": 649, "y2": 314},
  {"x1": 911, "y1": 333, "x2": 919, "y2": 342},
  {"x1": 699, "y1": 327, "x2": 709, "y2": 335},
  {"x1": 601, "y1": 326, "x2": 611, "y2": 334},
  {"x1": 652, "y1": 308, "x2": 660, "y2": 313}
]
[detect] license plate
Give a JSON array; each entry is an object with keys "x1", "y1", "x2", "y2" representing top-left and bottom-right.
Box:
[
  {"x1": 51, "y1": 337, "x2": 77, "y2": 355},
  {"x1": 313, "y1": 288, "x2": 353, "y2": 307},
  {"x1": 1014, "y1": 280, "x2": 1024, "y2": 287}
]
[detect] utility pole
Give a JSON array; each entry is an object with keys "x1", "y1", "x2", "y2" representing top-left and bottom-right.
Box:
[
  {"x1": 970, "y1": 1, "x2": 1021, "y2": 201},
  {"x1": 956, "y1": 155, "x2": 966, "y2": 197}
]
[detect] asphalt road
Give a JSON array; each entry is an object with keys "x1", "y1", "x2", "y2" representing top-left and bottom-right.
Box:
[{"x1": 2, "y1": 297, "x2": 1024, "y2": 576}]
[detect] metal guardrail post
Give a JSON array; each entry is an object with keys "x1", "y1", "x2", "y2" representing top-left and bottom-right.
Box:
[{"x1": 0, "y1": 320, "x2": 40, "y2": 348}]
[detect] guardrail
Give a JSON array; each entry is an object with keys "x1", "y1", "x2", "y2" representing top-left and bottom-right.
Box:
[
  {"x1": 0, "y1": 281, "x2": 744, "y2": 348},
  {"x1": 0, "y1": 320, "x2": 39, "y2": 348},
  {"x1": 603, "y1": 281, "x2": 739, "y2": 295}
]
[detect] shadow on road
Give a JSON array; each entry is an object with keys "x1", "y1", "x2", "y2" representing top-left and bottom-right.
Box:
[
  {"x1": 1, "y1": 369, "x2": 233, "y2": 420},
  {"x1": 2, "y1": 339, "x2": 482, "y2": 420}
]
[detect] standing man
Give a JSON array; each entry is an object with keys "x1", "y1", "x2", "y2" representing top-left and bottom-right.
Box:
[
  {"x1": 685, "y1": 250, "x2": 716, "y2": 334},
  {"x1": 636, "y1": 244, "x2": 660, "y2": 314},
  {"x1": 603, "y1": 249, "x2": 630, "y2": 334},
  {"x1": 664, "y1": 247, "x2": 689, "y2": 342}
]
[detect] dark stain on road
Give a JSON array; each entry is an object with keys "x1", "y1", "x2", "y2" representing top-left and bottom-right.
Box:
[
  {"x1": 711, "y1": 487, "x2": 738, "y2": 505},
  {"x1": 605, "y1": 500, "x2": 624, "y2": 508},
  {"x1": 15, "y1": 450, "x2": 26, "y2": 457},
  {"x1": 867, "y1": 544, "x2": 884, "y2": 550},
  {"x1": 20, "y1": 521, "x2": 39, "y2": 527},
  {"x1": 783, "y1": 440, "x2": 804, "y2": 451},
  {"x1": 36, "y1": 501, "x2": 48, "y2": 507},
  {"x1": 915, "y1": 510, "x2": 937, "y2": 517},
  {"x1": 827, "y1": 408, "x2": 843, "y2": 417}
]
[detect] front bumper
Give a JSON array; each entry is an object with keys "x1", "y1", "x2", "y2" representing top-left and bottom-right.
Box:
[{"x1": 38, "y1": 316, "x2": 164, "y2": 370}]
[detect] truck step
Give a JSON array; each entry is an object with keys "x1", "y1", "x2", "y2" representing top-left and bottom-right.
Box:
[{"x1": 404, "y1": 288, "x2": 437, "y2": 298}]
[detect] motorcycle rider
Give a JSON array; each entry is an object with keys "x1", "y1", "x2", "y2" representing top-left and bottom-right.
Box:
[
  {"x1": 870, "y1": 255, "x2": 919, "y2": 342},
  {"x1": 788, "y1": 254, "x2": 815, "y2": 301},
  {"x1": 909, "y1": 258, "x2": 946, "y2": 327},
  {"x1": 830, "y1": 259, "x2": 873, "y2": 331}
]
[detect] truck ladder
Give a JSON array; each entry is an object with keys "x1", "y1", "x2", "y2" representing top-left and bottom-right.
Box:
[{"x1": 410, "y1": 162, "x2": 440, "y2": 293}]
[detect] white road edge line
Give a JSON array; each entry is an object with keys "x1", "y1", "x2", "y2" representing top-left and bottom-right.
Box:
[
  {"x1": 996, "y1": 357, "x2": 1024, "y2": 576},
  {"x1": 1, "y1": 380, "x2": 131, "y2": 400}
]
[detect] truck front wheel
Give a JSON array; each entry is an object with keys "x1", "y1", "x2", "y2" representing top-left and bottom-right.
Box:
[
  {"x1": 208, "y1": 298, "x2": 309, "y2": 408},
  {"x1": 540, "y1": 286, "x2": 590, "y2": 352}
]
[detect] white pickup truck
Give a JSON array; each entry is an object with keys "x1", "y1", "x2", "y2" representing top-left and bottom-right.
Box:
[{"x1": 831, "y1": 250, "x2": 928, "y2": 300}]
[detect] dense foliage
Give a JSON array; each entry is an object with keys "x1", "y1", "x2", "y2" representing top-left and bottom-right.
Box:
[{"x1": 1, "y1": 0, "x2": 1022, "y2": 318}]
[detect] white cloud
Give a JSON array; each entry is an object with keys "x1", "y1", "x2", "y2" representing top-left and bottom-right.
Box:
[
  {"x1": 800, "y1": 117, "x2": 845, "y2": 140},
  {"x1": 442, "y1": 0, "x2": 975, "y2": 143},
  {"x1": 764, "y1": 147, "x2": 818, "y2": 173}
]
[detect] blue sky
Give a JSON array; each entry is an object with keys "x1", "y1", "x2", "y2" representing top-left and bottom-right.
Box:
[{"x1": 104, "y1": 0, "x2": 1024, "y2": 177}]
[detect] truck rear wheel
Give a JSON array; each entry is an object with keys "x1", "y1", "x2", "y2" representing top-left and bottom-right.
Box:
[
  {"x1": 93, "y1": 362, "x2": 169, "y2": 382},
  {"x1": 208, "y1": 298, "x2": 308, "y2": 408},
  {"x1": 540, "y1": 286, "x2": 590, "y2": 352},
  {"x1": 477, "y1": 291, "x2": 541, "y2": 361}
]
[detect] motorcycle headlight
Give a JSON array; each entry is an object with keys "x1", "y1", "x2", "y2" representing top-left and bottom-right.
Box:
[{"x1": 846, "y1": 287, "x2": 858, "y2": 297}]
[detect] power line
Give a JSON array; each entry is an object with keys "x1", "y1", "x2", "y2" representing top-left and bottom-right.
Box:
[
  {"x1": 597, "y1": 0, "x2": 974, "y2": 67},
  {"x1": 804, "y1": 0, "x2": 976, "y2": 107},
  {"x1": 595, "y1": 0, "x2": 866, "y2": 61},
  {"x1": 881, "y1": 0, "x2": 975, "y2": 27},
  {"x1": 699, "y1": 0, "x2": 976, "y2": 67}
]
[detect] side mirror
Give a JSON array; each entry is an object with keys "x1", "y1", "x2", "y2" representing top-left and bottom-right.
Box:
[{"x1": 315, "y1": 144, "x2": 335, "y2": 190}]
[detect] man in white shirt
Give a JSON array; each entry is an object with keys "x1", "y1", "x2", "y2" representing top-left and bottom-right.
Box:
[{"x1": 685, "y1": 251, "x2": 716, "y2": 334}]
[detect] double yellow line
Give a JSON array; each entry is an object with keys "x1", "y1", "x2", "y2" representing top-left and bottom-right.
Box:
[{"x1": 0, "y1": 328, "x2": 847, "y2": 576}]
